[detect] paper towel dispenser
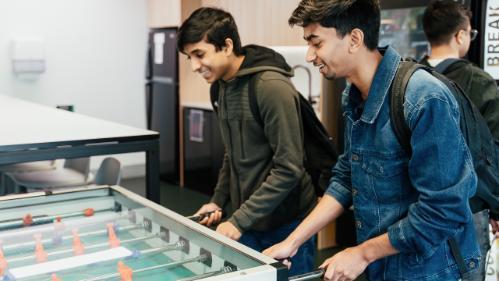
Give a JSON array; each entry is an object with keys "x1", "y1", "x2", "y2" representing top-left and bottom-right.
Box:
[{"x1": 11, "y1": 39, "x2": 46, "y2": 75}]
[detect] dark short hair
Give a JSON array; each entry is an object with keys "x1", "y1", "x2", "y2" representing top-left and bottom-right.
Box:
[
  {"x1": 288, "y1": 0, "x2": 380, "y2": 50},
  {"x1": 177, "y1": 7, "x2": 242, "y2": 56},
  {"x1": 423, "y1": 0, "x2": 472, "y2": 46}
]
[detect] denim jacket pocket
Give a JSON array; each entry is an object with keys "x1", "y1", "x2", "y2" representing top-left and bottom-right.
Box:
[
  {"x1": 360, "y1": 153, "x2": 407, "y2": 178},
  {"x1": 358, "y1": 153, "x2": 409, "y2": 205}
]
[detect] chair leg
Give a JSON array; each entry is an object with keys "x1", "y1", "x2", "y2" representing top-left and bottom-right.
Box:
[
  {"x1": 0, "y1": 173, "x2": 4, "y2": 196},
  {"x1": 3, "y1": 174, "x2": 21, "y2": 194},
  {"x1": 19, "y1": 186, "x2": 28, "y2": 194}
]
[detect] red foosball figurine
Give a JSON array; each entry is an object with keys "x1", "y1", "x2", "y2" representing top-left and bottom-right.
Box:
[
  {"x1": 72, "y1": 229, "x2": 85, "y2": 256},
  {"x1": 107, "y1": 223, "x2": 120, "y2": 248},
  {"x1": 23, "y1": 214, "x2": 33, "y2": 226},
  {"x1": 0, "y1": 247, "x2": 8, "y2": 276},
  {"x1": 118, "y1": 261, "x2": 133, "y2": 281},
  {"x1": 34, "y1": 234, "x2": 48, "y2": 263},
  {"x1": 83, "y1": 208, "x2": 94, "y2": 217}
]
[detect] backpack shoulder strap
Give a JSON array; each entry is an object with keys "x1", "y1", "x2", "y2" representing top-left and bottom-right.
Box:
[
  {"x1": 434, "y1": 58, "x2": 469, "y2": 74},
  {"x1": 390, "y1": 61, "x2": 426, "y2": 154},
  {"x1": 248, "y1": 72, "x2": 264, "y2": 128},
  {"x1": 212, "y1": 72, "x2": 266, "y2": 127},
  {"x1": 210, "y1": 81, "x2": 220, "y2": 113}
]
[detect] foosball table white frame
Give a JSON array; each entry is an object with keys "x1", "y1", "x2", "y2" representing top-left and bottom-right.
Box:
[{"x1": 0, "y1": 185, "x2": 289, "y2": 281}]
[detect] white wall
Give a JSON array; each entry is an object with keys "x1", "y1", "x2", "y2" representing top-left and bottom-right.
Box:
[
  {"x1": 270, "y1": 46, "x2": 322, "y2": 108},
  {"x1": 0, "y1": 0, "x2": 149, "y2": 177}
]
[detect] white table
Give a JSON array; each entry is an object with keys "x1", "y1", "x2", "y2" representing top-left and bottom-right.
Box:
[{"x1": 0, "y1": 95, "x2": 161, "y2": 203}]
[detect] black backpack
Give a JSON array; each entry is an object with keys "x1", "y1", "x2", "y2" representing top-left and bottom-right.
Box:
[
  {"x1": 390, "y1": 59, "x2": 499, "y2": 277},
  {"x1": 210, "y1": 72, "x2": 338, "y2": 196},
  {"x1": 432, "y1": 58, "x2": 468, "y2": 74},
  {"x1": 390, "y1": 60, "x2": 499, "y2": 218}
]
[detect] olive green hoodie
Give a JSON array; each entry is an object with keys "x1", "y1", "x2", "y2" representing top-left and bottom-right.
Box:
[{"x1": 210, "y1": 45, "x2": 316, "y2": 232}]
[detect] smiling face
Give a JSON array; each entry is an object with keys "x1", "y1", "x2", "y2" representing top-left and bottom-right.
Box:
[
  {"x1": 183, "y1": 39, "x2": 231, "y2": 83},
  {"x1": 303, "y1": 23, "x2": 352, "y2": 80}
]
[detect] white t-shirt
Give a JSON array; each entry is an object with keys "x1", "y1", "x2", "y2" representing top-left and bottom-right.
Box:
[{"x1": 426, "y1": 58, "x2": 445, "y2": 67}]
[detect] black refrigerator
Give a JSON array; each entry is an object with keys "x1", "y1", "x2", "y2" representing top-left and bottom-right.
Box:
[{"x1": 145, "y1": 28, "x2": 179, "y2": 183}]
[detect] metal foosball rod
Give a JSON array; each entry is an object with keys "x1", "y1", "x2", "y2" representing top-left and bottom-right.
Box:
[
  {"x1": 137, "y1": 240, "x2": 186, "y2": 257},
  {"x1": 3, "y1": 222, "x2": 141, "y2": 253},
  {"x1": 0, "y1": 208, "x2": 114, "y2": 230},
  {"x1": 6, "y1": 231, "x2": 167, "y2": 264},
  {"x1": 77, "y1": 254, "x2": 208, "y2": 281},
  {"x1": 288, "y1": 268, "x2": 326, "y2": 281}
]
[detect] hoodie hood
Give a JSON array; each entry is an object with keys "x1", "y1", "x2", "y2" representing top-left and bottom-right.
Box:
[{"x1": 235, "y1": 45, "x2": 294, "y2": 78}]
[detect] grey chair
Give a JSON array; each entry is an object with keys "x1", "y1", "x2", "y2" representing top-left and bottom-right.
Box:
[
  {"x1": 5, "y1": 157, "x2": 90, "y2": 192},
  {"x1": 0, "y1": 161, "x2": 56, "y2": 173},
  {"x1": 94, "y1": 157, "x2": 122, "y2": 186},
  {"x1": 0, "y1": 161, "x2": 57, "y2": 195}
]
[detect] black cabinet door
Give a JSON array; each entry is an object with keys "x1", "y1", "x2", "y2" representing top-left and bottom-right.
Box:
[
  {"x1": 183, "y1": 108, "x2": 224, "y2": 196},
  {"x1": 148, "y1": 81, "x2": 178, "y2": 182}
]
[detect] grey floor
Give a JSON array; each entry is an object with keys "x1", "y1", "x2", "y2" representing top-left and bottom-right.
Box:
[{"x1": 121, "y1": 177, "x2": 365, "y2": 280}]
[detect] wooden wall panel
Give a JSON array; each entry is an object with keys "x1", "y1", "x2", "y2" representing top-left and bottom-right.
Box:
[
  {"x1": 146, "y1": 0, "x2": 181, "y2": 28},
  {"x1": 201, "y1": 0, "x2": 304, "y2": 47}
]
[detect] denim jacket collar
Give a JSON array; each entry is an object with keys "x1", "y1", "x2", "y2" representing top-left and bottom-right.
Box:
[{"x1": 346, "y1": 46, "x2": 401, "y2": 124}]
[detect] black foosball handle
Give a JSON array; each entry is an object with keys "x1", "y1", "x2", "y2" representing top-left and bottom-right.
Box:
[
  {"x1": 186, "y1": 210, "x2": 220, "y2": 222},
  {"x1": 288, "y1": 268, "x2": 326, "y2": 281}
]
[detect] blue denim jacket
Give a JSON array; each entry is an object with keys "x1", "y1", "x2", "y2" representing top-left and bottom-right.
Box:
[{"x1": 326, "y1": 46, "x2": 480, "y2": 280}]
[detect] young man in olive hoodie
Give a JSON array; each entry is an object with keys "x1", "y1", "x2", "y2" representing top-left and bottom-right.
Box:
[{"x1": 177, "y1": 7, "x2": 317, "y2": 275}]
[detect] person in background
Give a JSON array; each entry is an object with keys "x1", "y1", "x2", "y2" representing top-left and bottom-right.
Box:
[
  {"x1": 264, "y1": 0, "x2": 480, "y2": 280},
  {"x1": 421, "y1": 0, "x2": 499, "y2": 140},
  {"x1": 422, "y1": 1, "x2": 499, "y2": 279},
  {"x1": 177, "y1": 7, "x2": 317, "y2": 275}
]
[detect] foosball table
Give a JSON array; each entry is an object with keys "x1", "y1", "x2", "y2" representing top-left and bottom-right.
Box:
[{"x1": 0, "y1": 186, "x2": 325, "y2": 281}]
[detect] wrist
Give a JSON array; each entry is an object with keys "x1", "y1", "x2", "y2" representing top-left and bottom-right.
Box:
[
  {"x1": 227, "y1": 217, "x2": 242, "y2": 232},
  {"x1": 286, "y1": 234, "x2": 303, "y2": 251},
  {"x1": 358, "y1": 233, "x2": 398, "y2": 264},
  {"x1": 358, "y1": 241, "x2": 377, "y2": 264},
  {"x1": 210, "y1": 194, "x2": 226, "y2": 209},
  {"x1": 210, "y1": 202, "x2": 221, "y2": 209}
]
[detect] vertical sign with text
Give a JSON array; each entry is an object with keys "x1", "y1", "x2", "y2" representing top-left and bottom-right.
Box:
[{"x1": 484, "y1": 0, "x2": 499, "y2": 79}]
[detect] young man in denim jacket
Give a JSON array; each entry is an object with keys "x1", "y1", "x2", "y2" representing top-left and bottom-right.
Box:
[{"x1": 264, "y1": 0, "x2": 480, "y2": 280}]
